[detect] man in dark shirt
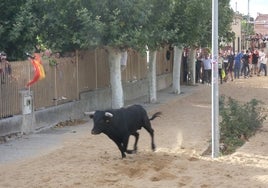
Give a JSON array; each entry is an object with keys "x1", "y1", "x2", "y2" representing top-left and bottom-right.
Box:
[
  {"x1": 195, "y1": 57, "x2": 202, "y2": 83},
  {"x1": 227, "y1": 51, "x2": 235, "y2": 81},
  {"x1": 242, "y1": 50, "x2": 250, "y2": 78},
  {"x1": 252, "y1": 49, "x2": 259, "y2": 75}
]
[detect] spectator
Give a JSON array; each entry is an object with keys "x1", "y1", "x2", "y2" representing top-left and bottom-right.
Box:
[
  {"x1": 202, "y1": 54, "x2": 212, "y2": 84},
  {"x1": 251, "y1": 49, "x2": 259, "y2": 75},
  {"x1": 182, "y1": 49, "x2": 188, "y2": 83},
  {"x1": 234, "y1": 51, "x2": 243, "y2": 79},
  {"x1": 227, "y1": 51, "x2": 234, "y2": 81},
  {"x1": 257, "y1": 49, "x2": 267, "y2": 76},
  {"x1": 241, "y1": 50, "x2": 250, "y2": 78},
  {"x1": 248, "y1": 50, "x2": 253, "y2": 76},
  {"x1": 223, "y1": 52, "x2": 229, "y2": 76},
  {"x1": 195, "y1": 56, "x2": 202, "y2": 83},
  {"x1": 218, "y1": 52, "x2": 224, "y2": 84}
]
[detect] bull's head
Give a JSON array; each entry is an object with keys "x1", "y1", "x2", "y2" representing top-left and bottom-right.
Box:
[{"x1": 85, "y1": 111, "x2": 114, "y2": 135}]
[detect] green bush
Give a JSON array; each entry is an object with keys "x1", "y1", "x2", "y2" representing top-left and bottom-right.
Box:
[{"x1": 219, "y1": 96, "x2": 267, "y2": 155}]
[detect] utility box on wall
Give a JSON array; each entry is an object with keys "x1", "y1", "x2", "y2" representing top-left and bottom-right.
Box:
[
  {"x1": 19, "y1": 89, "x2": 35, "y2": 134},
  {"x1": 20, "y1": 90, "x2": 33, "y2": 115},
  {"x1": 23, "y1": 95, "x2": 32, "y2": 114}
]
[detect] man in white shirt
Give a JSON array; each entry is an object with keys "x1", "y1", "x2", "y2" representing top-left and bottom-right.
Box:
[
  {"x1": 257, "y1": 49, "x2": 267, "y2": 76},
  {"x1": 202, "y1": 54, "x2": 212, "y2": 84}
]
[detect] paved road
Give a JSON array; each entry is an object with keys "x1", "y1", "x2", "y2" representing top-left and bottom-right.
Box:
[{"x1": 0, "y1": 85, "x2": 202, "y2": 164}]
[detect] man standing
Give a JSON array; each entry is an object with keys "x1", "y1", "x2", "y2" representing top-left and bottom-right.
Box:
[
  {"x1": 195, "y1": 56, "x2": 202, "y2": 83},
  {"x1": 202, "y1": 54, "x2": 212, "y2": 84},
  {"x1": 258, "y1": 49, "x2": 267, "y2": 76},
  {"x1": 218, "y1": 53, "x2": 224, "y2": 84},
  {"x1": 252, "y1": 49, "x2": 259, "y2": 75},
  {"x1": 242, "y1": 50, "x2": 250, "y2": 78},
  {"x1": 227, "y1": 51, "x2": 235, "y2": 81},
  {"x1": 234, "y1": 51, "x2": 243, "y2": 79}
]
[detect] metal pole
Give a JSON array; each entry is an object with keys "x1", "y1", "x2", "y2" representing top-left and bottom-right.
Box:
[
  {"x1": 247, "y1": 0, "x2": 250, "y2": 49},
  {"x1": 211, "y1": 0, "x2": 220, "y2": 158}
]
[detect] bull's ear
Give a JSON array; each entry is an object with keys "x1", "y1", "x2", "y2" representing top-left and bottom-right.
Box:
[{"x1": 84, "y1": 111, "x2": 95, "y2": 119}]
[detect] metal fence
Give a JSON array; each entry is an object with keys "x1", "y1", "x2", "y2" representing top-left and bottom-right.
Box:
[{"x1": 0, "y1": 47, "x2": 173, "y2": 119}]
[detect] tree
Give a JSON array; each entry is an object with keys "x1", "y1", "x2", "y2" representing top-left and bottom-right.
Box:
[
  {"x1": 142, "y1": 0, "x2": 174, "y2": 103},
  {"x1": 75, "y1": 0, "x2": 151, "y2": 108},
  {"x1": 167, "y1": 0, "x2": 196, "y2": 93},
  {"x1": 0, "y1": 0, "x2": 37, "y2": 60},
  {"x1": 218, "y1": 0, "x2": 236, "y2": 45},
  {"x1": 32, "y1": 0, "x2": 104, "y2": 52},
  {"x1": 74, "y1": 0, "x2": 174, "y2": 106},
  {"x1": 0, "y1": 0, "x2": 105, "y2": 58}
]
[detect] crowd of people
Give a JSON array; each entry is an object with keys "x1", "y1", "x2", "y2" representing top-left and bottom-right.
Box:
[{"x1": 195, "y1": 48, "x2": 268, "y2": 85}]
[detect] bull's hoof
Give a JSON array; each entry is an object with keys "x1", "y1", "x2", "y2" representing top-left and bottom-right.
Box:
[
  {"x1": 126, "y1": 150, "x2": 137, "y2": 154},
  {"x1": 152, "y1": 144, "x2": 156, "y2": 151}
]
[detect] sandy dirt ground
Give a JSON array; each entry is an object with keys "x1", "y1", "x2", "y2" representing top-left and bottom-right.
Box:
[{"x1": 1, "y1": 76, "x2": 268, "y2": 188}]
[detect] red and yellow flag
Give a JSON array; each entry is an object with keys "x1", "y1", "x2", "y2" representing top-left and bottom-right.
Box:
[{"x1": 26, "y1": 53, "x2": 45, "y2": 87}]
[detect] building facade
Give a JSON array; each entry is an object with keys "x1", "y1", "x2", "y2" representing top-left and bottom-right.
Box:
[
  {"x1": 231, "y1": 13, "x2": 243, "y2": 53},
  {"x1": 254, "y1": 13, "x2": 268, "y2": 49},
  {"x1": 254, "y1": 13, "x2": 268, "y2": 35}
]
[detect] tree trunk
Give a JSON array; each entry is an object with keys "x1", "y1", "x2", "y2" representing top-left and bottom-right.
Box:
[
  {"x1": 107, "y1": 47, "x2": 124, "y2": 109},
  {"x1": 148, "y1": 50, "x2": 157, "y2": 103},
  {"x1": 188, "y1": 47, "x2": 196, "y2": 85},
  {"x1": 172, "y1": 46, "x2": 183, "y2": 94}
]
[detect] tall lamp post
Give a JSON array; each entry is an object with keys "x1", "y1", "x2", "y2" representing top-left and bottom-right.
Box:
[
  {"x1": 247, "y1": 0, "x2": 250, "y2": 49},
  {"x1": 211, "y1": 0, "x2": 219, "y2": 158}
]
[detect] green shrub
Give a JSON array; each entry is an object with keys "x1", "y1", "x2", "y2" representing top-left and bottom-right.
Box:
[{"x1": 219, "y1": 95, "x2": 267, "y2": 155}]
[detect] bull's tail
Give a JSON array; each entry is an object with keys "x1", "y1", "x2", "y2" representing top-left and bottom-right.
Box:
[{"x1": 149, "y1": 112, "x2": 162, "y2": 120}]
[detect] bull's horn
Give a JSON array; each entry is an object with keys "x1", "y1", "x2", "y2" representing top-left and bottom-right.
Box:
[
  {"x1": 84, "y1": 111, "x2": 95, "y2": 116},
  {"x1": 105, "y1": 112, "x2": 113, "y2": 117}
]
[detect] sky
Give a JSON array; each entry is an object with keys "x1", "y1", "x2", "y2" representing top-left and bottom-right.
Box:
[{"x1": 230, "y1": 0, "x2": 268, "y2": 19}]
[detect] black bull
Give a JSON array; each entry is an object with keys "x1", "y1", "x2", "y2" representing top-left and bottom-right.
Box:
[{"x1": 85, "y1": 105, "x2": 161, "y2": 158}]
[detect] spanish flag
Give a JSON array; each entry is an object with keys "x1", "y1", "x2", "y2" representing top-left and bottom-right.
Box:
[{"x1": 26, "y1": 53, "x2": 45, "y2": 87}]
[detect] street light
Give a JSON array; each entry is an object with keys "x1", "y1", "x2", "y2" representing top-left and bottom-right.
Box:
[{"x1": 211, "y1": 0, "x2": 219, "y2": 158}]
